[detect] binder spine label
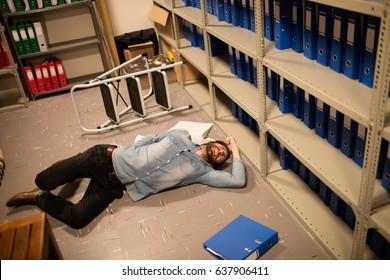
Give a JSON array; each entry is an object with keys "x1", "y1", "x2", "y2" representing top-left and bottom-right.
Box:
[
  {"x1": 346, "y1": 19, "x2": 355, "y2": 46},
  {"x1": 357, "y1": 124, "x2": 366, "y2": 139},
  {"x1": 365, "y1": 24, "x2": 376, "y2": 53},
  {"x1": 344, "y1": 116, "x2": 351, "y2": 129},
  {"x1": 333, "y1": 17, "x2": 342, "y2": 42},
  {"x1": 329, "y1": 107, "x2": 337, "y2": 120}
]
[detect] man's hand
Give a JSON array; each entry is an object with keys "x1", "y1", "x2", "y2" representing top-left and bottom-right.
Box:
[{"x1": 225, "y1": 137, "x2": 241, "y2": 158}]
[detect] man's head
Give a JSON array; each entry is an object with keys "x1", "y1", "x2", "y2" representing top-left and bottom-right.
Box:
[{"x1": 204, "y1": 140, "x2": 231, "y2": 168}]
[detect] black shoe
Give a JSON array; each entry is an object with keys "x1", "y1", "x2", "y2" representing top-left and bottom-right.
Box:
[{"x1": 6, "y1": 188, "x2": 41, "y2": 207}]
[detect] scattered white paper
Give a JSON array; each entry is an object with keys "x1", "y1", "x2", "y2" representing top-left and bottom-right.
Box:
[
  {"x1": 169, "y1": 121, "x2": 214, "y2": 144},
  {"x1": 169, "y1": 121, "x2": 213, "y2": 138},
  {"x1": 134, "y1": 135, "x2": 145, "y2": 143},
  {"x1": 134, "y1": 122, "x2": 215, "y2": 145}
]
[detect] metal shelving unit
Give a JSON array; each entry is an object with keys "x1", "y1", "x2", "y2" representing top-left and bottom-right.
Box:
[
  {"x1": 154, "y1": 0, "x2": 390, "y2": 259},
  {"x1": 1, "y1": 0, "x2": 108, "y2": 100},
  {"x1": 0, "y1": 24, "x2": 28, "y2": 112},
  {"x1": 262, "y1": 48, "x2": 387, "y2": 127}
]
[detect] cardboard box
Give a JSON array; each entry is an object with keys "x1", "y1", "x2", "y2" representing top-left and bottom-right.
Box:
[
  {"x1": 124, "y1": 41, "x2": 155, "y2": 60},
  {"x1": 149, "y1": 5, "x2": 183, "y2": 40},
  {"x1": 123, "y1": 54, "x2": 177, "y2": 89},
  {"x1": 176, "y1": 62, "x2": 204, "y2": 82},
  {"x1": 172, "y1": 49, "x2": 204, "y2": 82}
]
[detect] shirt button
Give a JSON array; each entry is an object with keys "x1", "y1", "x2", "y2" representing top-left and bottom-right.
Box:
[
  {"x1": 135, "y1": 177, "x2": 139, "y2": 180},
  {"x1": 167, "y1": 160, "x2": 170, "y2": 163}
]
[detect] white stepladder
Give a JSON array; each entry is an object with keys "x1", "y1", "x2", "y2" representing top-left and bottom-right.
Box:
[{"x1": 70, "y1": 55, "x2": 192, "y2": 134}]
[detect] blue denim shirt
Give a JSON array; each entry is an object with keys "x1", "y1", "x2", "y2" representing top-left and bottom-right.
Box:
[{"x1": 112, "y1": 129, "x2": 246, "y2": 201}]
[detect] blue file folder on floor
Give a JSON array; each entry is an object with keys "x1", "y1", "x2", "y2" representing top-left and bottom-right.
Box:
[{"x1": 203, "y1": 215, "x2": 278, "y2": 260}]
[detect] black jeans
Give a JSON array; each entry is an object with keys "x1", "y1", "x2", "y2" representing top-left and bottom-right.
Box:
[{"x1": 35, "y1": 144, "x2": 124, "y2": 229}]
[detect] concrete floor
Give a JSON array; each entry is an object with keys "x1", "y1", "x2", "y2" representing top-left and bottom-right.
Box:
[{"x1": 0, "y1": 80, "x2": 332, "y2": 260}]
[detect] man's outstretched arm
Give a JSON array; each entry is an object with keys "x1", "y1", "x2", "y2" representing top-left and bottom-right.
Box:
[
  {"x1": 133, "y1": 129, "x2": 189, "y2": 148},
  {"x1": 225, "y1": 136, "x2": 241, "y2": 159}
]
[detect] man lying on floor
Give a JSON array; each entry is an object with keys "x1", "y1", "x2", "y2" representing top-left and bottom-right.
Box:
[{"x1": 6, "y1": 128, "x2": 246, "y2": 229}]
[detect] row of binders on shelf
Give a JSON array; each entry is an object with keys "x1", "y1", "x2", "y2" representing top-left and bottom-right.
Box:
[
  {"x1": 23, "y1": 56, "x2": 67, "y2": 95},
  {"x1": 229, "y1": 45, "x2": 258, "y2": 87},
  {"x1": 185, "y1": 0, "x2": 256, "y2": 32},
  {"x1": 10, "y1": 22, "x2": 47, "y2": 55},
  {"x1": 268, "y1": 132, "x2": 357, "y2": 230},
  {"x1": 0, "y1": 36, "x2": 11, "y2": 68},
  {"x1": 1, "y1": 0, "x2": 81, "y2": 13},
  {"x1": 264, "y1": 0, "x2": 380, "y2": 88},
  {"x1": 266, "y1": 67, "x2": 390, "y2": 193},
  {"x1": 183, "y1": 19, "x2": 205, "y2": 50},
  {"x1": 231, "y1": 101, "x2": 259, "y2": 135},
  {"x1": 269, "y1": 132, "x2": 390, "y2": 260},
  {"x1": 182, "y1": 18, "x2": 228, "y2": 58}
]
